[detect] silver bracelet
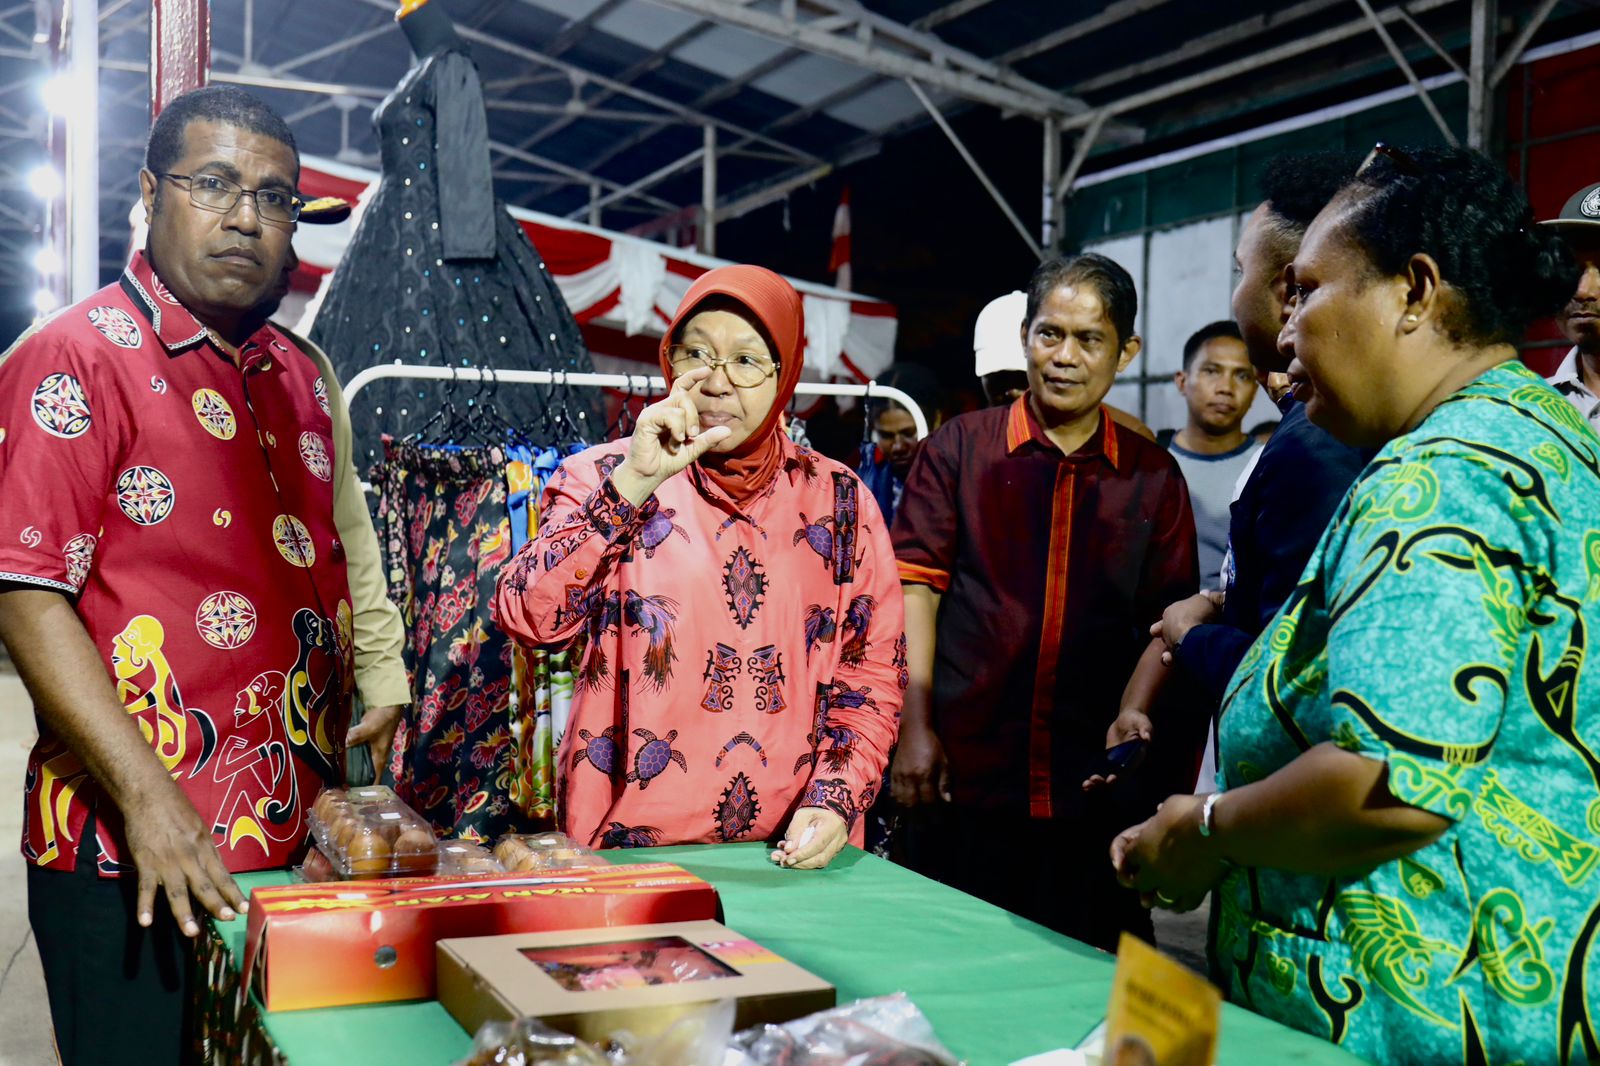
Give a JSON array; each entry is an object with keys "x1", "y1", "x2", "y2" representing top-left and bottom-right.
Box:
[{"x1": 1199, "y1": 791, "x2": 1222, "y2": 838}]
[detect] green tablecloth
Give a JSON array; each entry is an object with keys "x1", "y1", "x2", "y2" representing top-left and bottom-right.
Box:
[{"x1": 217, "y1": 843, "x2": 1367, "y2": 1065}]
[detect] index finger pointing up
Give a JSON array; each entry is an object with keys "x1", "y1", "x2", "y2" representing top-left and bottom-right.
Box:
[{"x1": 671, "y1": 366, "x2": 712, "y2": 394}]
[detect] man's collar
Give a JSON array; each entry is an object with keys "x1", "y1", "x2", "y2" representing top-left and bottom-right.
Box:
[
  {"x1": 1005, "y1": 393, "x2": 1122, "y2": 470},
  {"x1": 1548, "y1": 346, "x2": 1592, "y2": 396},
  {"x1": 120, "y1": 251, "x2": 210, "y2": 352},
  {"x1": 119, "y1": 250, "x2": 284, "y2": 371}
]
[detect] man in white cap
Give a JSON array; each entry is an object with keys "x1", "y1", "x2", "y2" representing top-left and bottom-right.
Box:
[
  {"x1": 973, "y1": 290, "x2": 1032, "y2": 408},
  {"x1": 1540, "y1": 181, "x2": 1600, "y2": 425},
  {"x1": 973, "y1": 290, "x2": 1154, "y2": 438}
]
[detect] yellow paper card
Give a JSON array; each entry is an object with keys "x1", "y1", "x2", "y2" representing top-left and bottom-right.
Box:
[{"x1": 1103, "y1": 932, "x2": 1221, "y2": 1066}]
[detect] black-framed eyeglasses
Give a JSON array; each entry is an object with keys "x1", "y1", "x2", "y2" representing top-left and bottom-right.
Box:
[
  {"x1": 666, "y1": 344, "x2": 780, "y2": 388},
  {"x1": 1356, "y1": 142, "x2": 1423, "y2": 179},
  {"x1": 160, "y1": 172, "x2": 303, "y2": 224}
]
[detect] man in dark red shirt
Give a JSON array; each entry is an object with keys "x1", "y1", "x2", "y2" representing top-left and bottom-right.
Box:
[
  {"x1": 0, "y1": 88, "x2": 387, "y2": 1064},
  {"x1": 890, "y1": 254, "x2": 1197, "y2": 950}
]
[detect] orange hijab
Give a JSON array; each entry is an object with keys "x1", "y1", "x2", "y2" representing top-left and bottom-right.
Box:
[{"x1": 659, "y1": 265, "x2": 804, "y2": 506}]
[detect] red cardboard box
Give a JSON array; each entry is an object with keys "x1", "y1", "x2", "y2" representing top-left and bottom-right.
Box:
[{"x1": 241, "y1": 863, "x2": 720, "y2": 1011}]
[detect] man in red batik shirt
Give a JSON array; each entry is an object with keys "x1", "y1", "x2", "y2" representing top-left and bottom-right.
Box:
[
  {"x1": 0, "y1": 87, "x2": 403, "y2": 1065},
  {"x1": 890, "y1": 254, "x2": 1198, "y2": 951}
]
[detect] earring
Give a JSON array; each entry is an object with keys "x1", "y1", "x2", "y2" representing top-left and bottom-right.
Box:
[{"x1": 1405, "y1": 314, "x2": 1419, "y2": 323}]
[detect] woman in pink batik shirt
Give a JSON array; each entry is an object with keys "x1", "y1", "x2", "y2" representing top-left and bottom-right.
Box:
[{"x1": 494, "y1": 265, "x2": 904, "y2": 869}]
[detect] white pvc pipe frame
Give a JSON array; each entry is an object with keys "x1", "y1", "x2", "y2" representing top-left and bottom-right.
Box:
[{"x1": 342, "y1": 364, "x2": 930, "y2": 440}]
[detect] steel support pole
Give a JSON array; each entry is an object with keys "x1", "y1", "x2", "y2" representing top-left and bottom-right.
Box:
[
  {"x1": 700, "y1": 124, "x2": 716, "y2": 256},
  {"x1": 906, "y1": 78, "x2": 1042, "y2": 260},
  {"x1": 1468, "y1": 0, "x2": 1497, "y2": 149},
  {"x1": 1491, "y1": 0, "x2": 1559, "y2": 87},
  {"x1": 67, "y1": 0, "x2": 97, "y2": 301},
  {"x1": 1353, "y1": 0, "x2": 1459, "y2": 145},
  {"x1": 588, "y1": 181, "x2": 601, "y2": 227},
  {"x1": 1041, "y1": 116, "x2": 1060, "y2": 252},
  {"x1": 149, "y1": 0, "x2": 208, "y2": 116}
]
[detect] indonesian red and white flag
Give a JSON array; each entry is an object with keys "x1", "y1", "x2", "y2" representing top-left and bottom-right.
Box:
[{"x1": 829, "y1": 187, "x2": 851, "y2": 293}]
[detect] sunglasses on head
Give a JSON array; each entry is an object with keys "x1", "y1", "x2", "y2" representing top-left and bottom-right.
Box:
[{"x1": 1356, "y1": 142, "x2": 1424, "y2": 178}]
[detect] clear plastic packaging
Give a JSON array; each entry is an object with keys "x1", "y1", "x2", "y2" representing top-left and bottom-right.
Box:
[
  {"x1": 728, "y1": 993, "x2": 962, "y2": 1065},
  {"x1": 307, "y1": 785, "x2": 440, "y2": 880},
  {"x1": 492, "y1": 831, "x2": 609, "y2": 873},
  {"x1": 452, "y1": 1001, "x2": 734, "y2": 1066},
  {"x1": 438, "y1": 839, "x2": 507, "y2": 876},
  {"x1": 451, "y1": 996, "x2": 954, "y2": 1066}
]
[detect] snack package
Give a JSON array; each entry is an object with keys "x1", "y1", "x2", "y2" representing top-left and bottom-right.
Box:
[
  {"x1": 493, "y1": 831, "x2": 609, "y2": 873},
  {"x1": 727, "y1": 993, "x2": 961, "y2": 1066},
  {"x1": 308, "y1": 785, "x2": 440, "y2": 880}
]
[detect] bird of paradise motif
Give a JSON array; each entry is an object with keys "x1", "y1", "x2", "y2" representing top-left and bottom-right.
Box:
[
  {"x1": 794, "y1": 680, "x2": 868, "y2": 774},
  {"x1": 839, "y1": 595, "x2": 876, "y2": 666},
  {"x1": 1336, "y1": 891, "x2": 1458, "y2": 1027},
  {"x1": 601, "y1": 822, "x2": 663, "y2": 848},
  {"x1": 623, "y1": 590, "x2": 679, "y2": 692},
  {"x1": 571, "y1": 585, "x2": 621, "y2": 691},
  {"x1": 803, "y1": 605, "x2": 836, "y2": 662}
]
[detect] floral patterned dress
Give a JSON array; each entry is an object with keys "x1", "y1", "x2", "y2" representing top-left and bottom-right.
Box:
[
  {"x1": 1213, "y1": 362, "x2": 1600, "y2": 1065},
  {"x1": 375, "y1": 439, "x2": 519, "y2": 840},
  {"x1": 493, "y1": 435, "x2": 905, "y2": 850}
]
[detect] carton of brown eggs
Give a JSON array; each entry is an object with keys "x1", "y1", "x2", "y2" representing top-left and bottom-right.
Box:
[
  {"x1": 492, "y1": 831, "x2": 610, "y2": 873},
  {"x1": 308, "y1": 785, "x2": 441, "y2": 880}
]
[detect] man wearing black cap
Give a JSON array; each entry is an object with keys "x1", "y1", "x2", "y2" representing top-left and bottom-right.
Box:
[{"x1": 1540, "y1": 181, "x2": 1600, "y2": 425}]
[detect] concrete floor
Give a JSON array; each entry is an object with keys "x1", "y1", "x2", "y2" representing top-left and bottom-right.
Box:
[{"x1": 0, "y1": 667, "x2": 55, "y2": 1066}]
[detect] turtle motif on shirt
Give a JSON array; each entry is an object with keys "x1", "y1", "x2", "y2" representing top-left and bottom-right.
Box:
[
  {"x1": 793, "y1": 513, "x2": 836, "y2": 566},
  {"x1": 572, "y1": 724, "x2": 623, "y2": 779},
  {"x1": 627, "y1": 728, "x2": 687, "y2": 788},
  {"x1": 636, "y1": 508, "x2": 689, "y2": 558}
]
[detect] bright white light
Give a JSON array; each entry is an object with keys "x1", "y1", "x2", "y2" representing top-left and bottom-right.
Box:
[
  {"x1": 33, "y1": 289, "x2": 58, "y2": 315},
  {"x1": 26, "y1": 164, "x2": 61, "y2": 200},
  {"x1": 40, "y1": 74, "x2": 81, "y2": 117},
  {"x1": 32, "y1": 246, "x2": 61, "y2": 275}
]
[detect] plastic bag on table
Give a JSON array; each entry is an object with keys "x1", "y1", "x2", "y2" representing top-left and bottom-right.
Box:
[
  {"x1": 451, "y1": 1017, "x2": 608, "y2": 1066},
  {"x1": 451, "y1": 1001, "x2": 735, "y2": 1066},
  {"x1": 727, "y1": 993, "x2": 962, "y2": 1065}
]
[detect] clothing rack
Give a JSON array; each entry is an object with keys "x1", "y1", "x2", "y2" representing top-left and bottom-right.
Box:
[{"x1": 343, "y1": 364, "x2": 931, "y2": 439}]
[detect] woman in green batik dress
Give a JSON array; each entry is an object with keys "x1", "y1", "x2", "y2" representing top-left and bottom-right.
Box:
[{"x1": 1109, "y1": 145, "x2": 1599, "y2": 1066}]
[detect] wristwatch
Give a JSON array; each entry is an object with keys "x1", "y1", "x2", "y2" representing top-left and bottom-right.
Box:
[{"x1": 1199, "y1": 791, "x2": 1222, "y2": 837}]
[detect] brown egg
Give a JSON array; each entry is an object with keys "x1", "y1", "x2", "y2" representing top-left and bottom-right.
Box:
[
  {"x1": 392, "y1": 828, "x2": 438, "y2": 872},
  {"x1": 311, "y1": 790, "x2": 343, "y2": 823},
  {"x1": 493, "y1": 838, "x2": 531, "y2": 869},
  {"x1": 372, "y1": 815, "x2": 407, "y2": 844},
  {"x1": 346, "y1": 831, "x2": 393, "y2": 875},
  {"x1": 333, "y1": 815, "x2": 364, "y2": 853}
]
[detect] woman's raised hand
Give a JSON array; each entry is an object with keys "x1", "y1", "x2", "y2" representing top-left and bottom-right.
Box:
[{"x1": 611, "y1": 367, "x2": 732, "y2": 505}]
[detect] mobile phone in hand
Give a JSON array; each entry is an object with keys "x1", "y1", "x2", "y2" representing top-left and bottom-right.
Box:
[{"x1": 1091, "y1": 737, "x2": 1148, "y2": 778}]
